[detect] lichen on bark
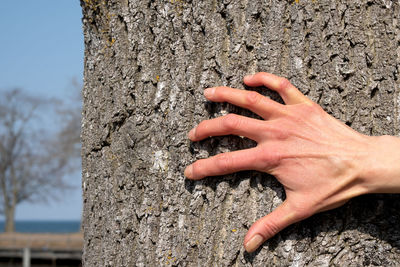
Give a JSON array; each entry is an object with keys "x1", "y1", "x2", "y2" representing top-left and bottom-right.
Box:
[{"x1": 81, "y1": 1, "x2": 400, "y2": 266}]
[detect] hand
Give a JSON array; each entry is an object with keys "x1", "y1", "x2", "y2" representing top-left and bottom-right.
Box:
[{"x1": 184, "y1": 72, "x2": 400, "y2": 253}]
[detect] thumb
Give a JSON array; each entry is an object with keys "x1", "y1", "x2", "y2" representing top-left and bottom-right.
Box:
[{"x1": 243, "y1": 201, "x2": 302, "y2": 253}]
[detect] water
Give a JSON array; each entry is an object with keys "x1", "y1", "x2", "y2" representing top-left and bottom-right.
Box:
[{"x1": 0, "y1": 220, "x2": 81, "y2": 233}]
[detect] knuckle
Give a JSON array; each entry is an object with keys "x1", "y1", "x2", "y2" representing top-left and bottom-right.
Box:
[
  {"x1": 246, "y1": 91, "x2": 262, "y2": 105},
  {"x1": 279, "y1": 78, "x2": 292, "y2": 92},
  {"x1": 259, "y1": 146, "x2": 281, "y2": 167},
  {"x1": 289, "y1": 201, "x2": 314, "y2": 221},
  {"x1": 261, "y1": 220, "x2": 280, "y2": 238},
  {"x1": 265, "y1": 122, "x2": 289, "y2": 140},
  {"x1": 274, "y1": 128, "x2": 289, "y2": 140},
  {"x1": 215, "y1": 154, "x2": 233, "y2": 173},
  {"x1": 222, "y1": 114, "x2": 241, "y2": 130},
  {"x1": 292, "y1": 102, "x2": 321, "y2": 117},
  {"x1": 214, "y1": 86, "x2": 228, "y2": 96},
  {"x1": 283, "y1": 107, "x2": 298, "y2": 121}
]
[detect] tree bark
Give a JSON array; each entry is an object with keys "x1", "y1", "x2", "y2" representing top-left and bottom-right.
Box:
[{"x1": 81, "y1": 0, "x2": 400, "y2": 266}]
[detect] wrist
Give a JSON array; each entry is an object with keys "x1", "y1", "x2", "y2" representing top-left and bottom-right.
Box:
[{"x1": 360, "y1": 135, "x2": 400, "y2": 194}]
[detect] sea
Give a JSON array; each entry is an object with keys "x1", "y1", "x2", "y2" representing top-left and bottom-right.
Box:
[{"x1": 0, "y1": 220, "x2": 81, "y2": 233}]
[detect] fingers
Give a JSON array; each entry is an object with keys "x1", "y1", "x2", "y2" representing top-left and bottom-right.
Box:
[
  {"x1": 188, "y1": 114, "x2": 268, "y2": 142},
  {"x1": 243, "y1": 72, "x2": 311, "y2": 105},
  {"x1": 244, "y1": 201, "x2": 305, "y2": 253},
  {"x1": 204, "y1": 87, "x2": 284, "y2": 119},
  {"x1": 184, "y1": 147, "x2": 272, "y2": 180}
]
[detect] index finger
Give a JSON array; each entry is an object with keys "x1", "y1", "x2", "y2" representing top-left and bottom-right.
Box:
[{"x1": 204, "y1": 87, "x2": 285, "y2": 119}]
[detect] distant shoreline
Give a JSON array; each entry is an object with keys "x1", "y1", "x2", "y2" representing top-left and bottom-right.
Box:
[{"x1": 0, "y1": 220, "x2": 81, "y2": 234}]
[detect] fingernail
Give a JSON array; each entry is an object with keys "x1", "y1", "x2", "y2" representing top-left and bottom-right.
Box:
[
  {"x1": 245, "y1": 234, "x2": 263, "y2": 253},
  {"x1": 188, "y1": 127, "x2": 196, "y2": 140},
  {"x1": 204, "y1": 87, "x2": 215, "y2": 98},
  {"x1": 184, "y1": 165, "x2": 193, "y2": 179},
  {"x1": 244, "y1": 74, "x2": 254, "y2": 80}
]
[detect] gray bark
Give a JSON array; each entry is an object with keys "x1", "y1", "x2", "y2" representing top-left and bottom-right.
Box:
[{"x1": 81, "y1": 0, "x2": 400, "y2": 266}]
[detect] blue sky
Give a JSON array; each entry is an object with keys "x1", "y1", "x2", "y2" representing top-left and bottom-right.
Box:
[{"x1": 0, "y1": 1, "x2": 83, "y2": 220}]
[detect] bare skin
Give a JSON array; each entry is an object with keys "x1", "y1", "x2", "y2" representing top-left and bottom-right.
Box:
[{"x1": 184, "y1": 72, "x2": 400, "y2": 253}]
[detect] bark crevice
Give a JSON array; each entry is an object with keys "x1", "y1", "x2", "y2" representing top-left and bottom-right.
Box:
[{"x1": 81, "y1": 1, "x2": 400, "y2": 266}]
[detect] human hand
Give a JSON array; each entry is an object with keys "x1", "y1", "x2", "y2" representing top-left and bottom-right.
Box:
[{"x1": 184, "y1": 72, "x2": 400, "y2": 253}]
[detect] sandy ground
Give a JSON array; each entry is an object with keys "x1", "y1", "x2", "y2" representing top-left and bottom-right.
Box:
[{"x1": 0, "y1": 232, "x2": 83, "y2": 250}]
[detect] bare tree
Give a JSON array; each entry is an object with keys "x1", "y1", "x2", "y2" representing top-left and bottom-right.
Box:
[{"x1": 0, "y1": 89, "x2": 81, "y2": 232}]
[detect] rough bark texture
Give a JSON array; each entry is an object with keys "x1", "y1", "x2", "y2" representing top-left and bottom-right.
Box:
[{"x1": 81, "y1": 0, "x2": 400, "y2": 266}]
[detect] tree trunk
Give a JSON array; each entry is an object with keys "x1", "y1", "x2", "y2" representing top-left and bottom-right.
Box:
[
  {"x1": 81, "y1": 1, "x2": 400, "y2": 266},
  {"x1": 1, "y1": 172, "x2": 15, "y2": 233},
  {"x1": 4, "y1": 205, "x2": 15, "y2": 233}
]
